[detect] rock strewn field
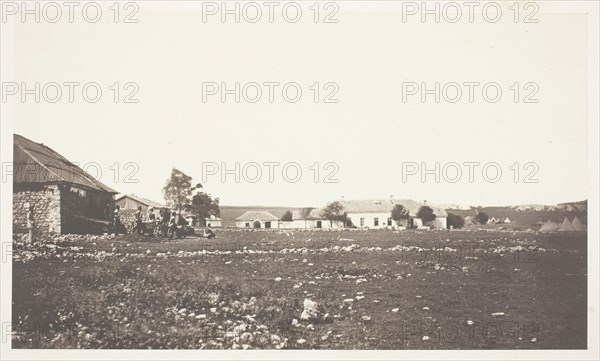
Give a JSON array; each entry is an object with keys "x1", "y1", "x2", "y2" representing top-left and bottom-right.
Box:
[{"x1": 11, "y1": 229, "x2": 587, "y2": 349}]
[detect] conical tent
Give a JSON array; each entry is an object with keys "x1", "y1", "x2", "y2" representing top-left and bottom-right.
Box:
[
  {"x1": 571, "y1": 216, "x2": 586, "y2": 231},
  {"x1": 539, "y1": 221, "x2": 559, "y2": 232},
  {"x1": 557, "y1": 217, "x2": 575, "y2": 231},
  {"x1": 504, "y1": 217, "x2": 511, "y2": 223}
]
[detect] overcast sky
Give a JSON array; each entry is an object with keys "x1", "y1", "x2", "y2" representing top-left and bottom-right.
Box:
[{"x1": 6, "y1": 1, "x2": 590, "y2": 207}]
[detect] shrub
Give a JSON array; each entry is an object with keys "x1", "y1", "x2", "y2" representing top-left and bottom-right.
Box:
[{"x1": 447, "y1": 213, "x2": 465, "y2": 229}]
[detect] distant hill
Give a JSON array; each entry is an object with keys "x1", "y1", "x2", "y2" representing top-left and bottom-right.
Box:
[{"x1": 511, "y1": 200, "x2": 587, "y2": 212}]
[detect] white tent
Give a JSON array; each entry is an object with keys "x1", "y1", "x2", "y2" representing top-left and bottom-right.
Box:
[
  {"x1": 571, "y1": 216, "x2": 586, "y2": 231},
  {"x1": 539, "y1": 221, "x2": 559, "y2": 232},
  {"x1": 503, "y1": 217, "x2": 511, "y2": 223},
  {"x1": 557, "y1": 217, "x2": 575, "y2": 231},
  {"x1": 488, "y1": 217, "x2": 499, "y2": 224}
]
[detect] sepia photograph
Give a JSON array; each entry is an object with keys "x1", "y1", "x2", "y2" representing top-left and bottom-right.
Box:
[{"x1": 0, "y1": 1, "x2": 598, "y2": 360}]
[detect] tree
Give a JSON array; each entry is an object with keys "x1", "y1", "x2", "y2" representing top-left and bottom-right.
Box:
[
  {"x1": 162, "y1": 168, "x2": 193, "y2": 212},
  {"x1": 188, "y1": 189, "x2": 220, "y2": 226},
  {"x1": 281, "y1": 210, "x2": 293, "y2": 222},
  {"x1": 391, "y1": 204, "x2": 410, "y2": 227},
  {"x1": 447, "y1": 213, "x2": 465, "y2": 229},
  {"x1": 475, "y1": 212, "x2": 489, "y2": 225},
  {"x1": 322, "y1": 201, "x2": 346, "y2": 227},
  {"x1": 416, "y1": 206, "x2": 436, "y2": 224}
]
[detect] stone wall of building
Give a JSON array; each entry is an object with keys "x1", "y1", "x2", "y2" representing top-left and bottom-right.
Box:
[{"x1": 12, "y1": 184, "x2": 62, "y2": 236}]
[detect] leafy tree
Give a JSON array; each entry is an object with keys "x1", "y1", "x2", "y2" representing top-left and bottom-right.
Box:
[
  {"x1": 447, "y1": 213, "x2": 465, "y2": 229},
  {"x1": 188, "y1": 183, "x2": 220, "y2": 226},
  {"x1": 416, "y1": 206, "x2": 436, "y2": 224},
  {"x1": 162, "y1": 168, "x2": 193, "y2": 212},
  {"x1": 391, "y1": 204, "x2": 410, "y2": 226},
  {"x1": 281, "y1": 210, "x2": 293, "y2": 222},
  {"x1": 475, "y1": 212, "x2": 489, "y2": 225},
  {"x1": 322, "y1": 201, "x2": 346, "y2": 227}
]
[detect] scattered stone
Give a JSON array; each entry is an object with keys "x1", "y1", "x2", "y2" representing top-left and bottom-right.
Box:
[
  {"x1": 422, "y1": 335, "x2": 430, "y2": 341},
  {"x1": 301, "y1": 299, "x2": 319, "y2": 320},
  {"x1": 233, "y1": 323, "x2": 247, "y2": 334},
  {"x1": 361, "y1": 316, "x2": 371, "y2": 321},
  {"x1": 491, "y1": 312, "x2": 505, "y2": 317},
  {"x1": 392, "y1": 308, "x2": 399, "y2": 313}
]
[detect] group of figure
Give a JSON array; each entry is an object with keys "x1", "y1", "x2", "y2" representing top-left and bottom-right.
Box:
[{"x1": 113, "y1": 205, "x2": 215, "y2": 239}]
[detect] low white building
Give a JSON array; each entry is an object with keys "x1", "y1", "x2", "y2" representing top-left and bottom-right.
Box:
[
  {"x1": 235, "y1": 211, "x2": 279, "y2": 229},
  {"x1": 205, "y1": 215, "x2": 223, "y2": 228},
  {"x1": 338, "y1": 198, "x2": 447, "y2": 229},
  {"x1": 278, "y1": 208, "x2": 341, "y2": 229}
]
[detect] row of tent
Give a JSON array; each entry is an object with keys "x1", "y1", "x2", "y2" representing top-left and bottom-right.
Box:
[
  {"x1": 539, "y1": 216, "x2": 586, "y2": 232},
  {"x1": 488, "y1": 217, "x2": 511, "y2": 224}
]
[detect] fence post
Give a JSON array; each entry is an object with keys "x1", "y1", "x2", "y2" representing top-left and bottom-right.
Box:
[{"x1": 26, "y1": 204, "x2": 34, "y2": 244}]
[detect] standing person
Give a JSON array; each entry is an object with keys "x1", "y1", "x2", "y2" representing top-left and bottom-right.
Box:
[
  {"x1": 168, "y1": 211, "x2": 178, "y2": 239},
  {"x1": 160, "y1": 208, "x2": 171, "y2": 237},
  {"x1": 148, "y1": 207, "x2": 156, "y2": 221},
  {"x1": 113, "y1": 205, "x2": 120, "y2": 235},
  {"x1": 134, "y1": 206, "x2": 143, "y2": 234}
]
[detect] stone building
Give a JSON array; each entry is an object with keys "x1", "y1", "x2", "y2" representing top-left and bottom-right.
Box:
[{"x1": 13, "y1": 134, "x2": 118, "y2": 236}]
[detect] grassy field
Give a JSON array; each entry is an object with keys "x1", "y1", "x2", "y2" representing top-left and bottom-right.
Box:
[{"x1": 12, "y1": 228, "x2": 587, "y2": 349}]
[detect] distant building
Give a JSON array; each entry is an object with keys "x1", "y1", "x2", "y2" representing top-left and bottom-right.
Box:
[
  {"x1": 279, "y1": 208, "x2": 337, "y2": 229},
  {"x1": 205, "y1": 215, "x2": 223, "y2": 228},
  {"x1": 338, "y1": 198, "x2": 448, "y2": 229},
  {"x1": 235, "y1": 211, "x2": 278, "y2": 229},
  {"x1": 12, "y1": 134, "x2": 118, "y2": 235},
  {"x1": 116, "y1": 194, "x2": 166, "y2": 212}
]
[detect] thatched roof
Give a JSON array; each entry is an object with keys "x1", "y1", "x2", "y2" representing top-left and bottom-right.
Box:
[
  {"x1": 116, "y1": 194, "x2": 166, "y2": 208},
  {"x1": 235, "y1": 211, "x2": 279, "y2": 222},
  {"x1": 13, "y1": 134, "x2": 117, "y2": 193},
  {"x1": 292, "y1": 208, "x2": 325, "y2": 220}
]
